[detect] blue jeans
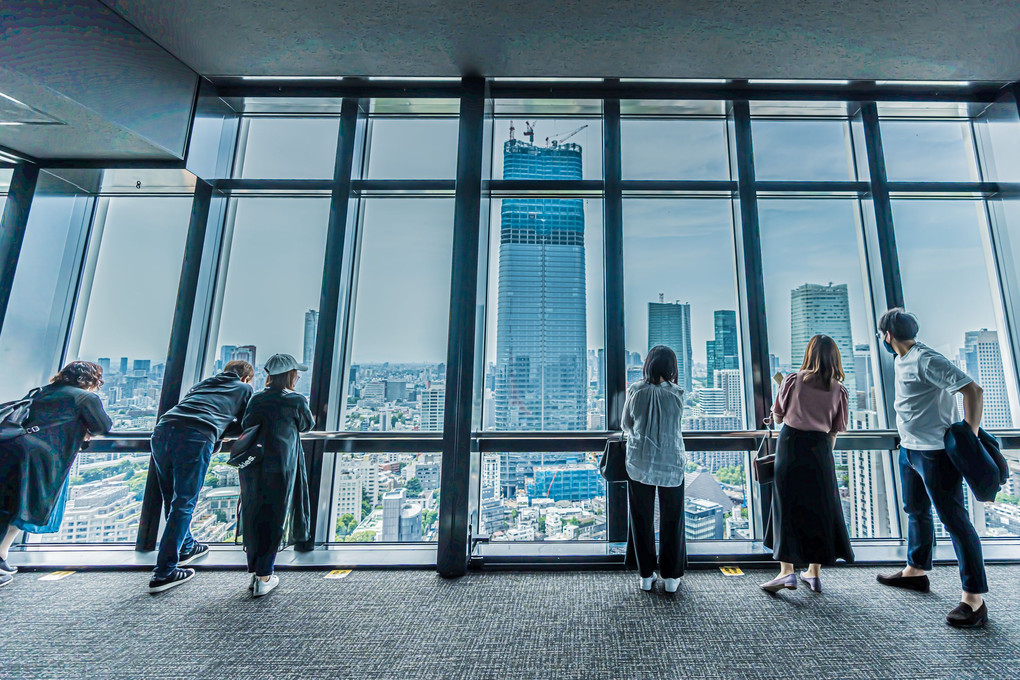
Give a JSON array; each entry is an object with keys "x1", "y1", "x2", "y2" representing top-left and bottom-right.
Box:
[
  {"x1": 899, "y1": 447, "x2": 988, "y2": 594},
  {"x1": 151, "y1": 423, "x2": 214, "y2": 579}
]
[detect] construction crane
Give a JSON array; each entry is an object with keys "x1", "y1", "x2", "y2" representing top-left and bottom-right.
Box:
[
  {"x1": 523, "y1": 120, "x2": 535, "y2": 143},
  {"x1": 509, "y1": 120, "x2": 515, "y2": 141},
  {"x1": 546, "y1": 123, "x2": 589, "y2": 147}
]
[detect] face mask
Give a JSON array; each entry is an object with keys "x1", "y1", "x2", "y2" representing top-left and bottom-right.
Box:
[{"x1": 883, "y1": 339, "x2": 897, "y2": 356}]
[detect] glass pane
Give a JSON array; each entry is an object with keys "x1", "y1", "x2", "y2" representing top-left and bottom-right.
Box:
[
  {"x1": 366, "y1": 119, "x2": 459, "y2": 179},
  {"x1": 973, "y1": 106, "x2": 1020, "y2": 182},
  {"x1": 751, "y1": 120, "x2": 858, "y2": 181},
  {"x1": 622, "y1": 199, "x2": 746, "y2": 429},
  {"x1": 72, "y1": 197, "x2": 192, "y2": 431},
  {"x1": 0, "y1": 195, "x2": 92, "y2": 401},
  {"x1": 881, "y1": 121, "x2": 980, "y2": 182},
  {"x1": 209, "y1": 198, "x2": 330, "y2": 395},
  {"x1": 343, "y1": 199, "x2": 455, "y2": 431},
  {"x1": 758, "y1": 199, "x2": 883, "y2": 428},
  {"x1": 892, "y1": 199, "x2": 1018, "y2": 427},
  {"x1": 329, "y1": 452, "x2": 440, "y2": 542},
  {"x1": 621, "y1": 120, "x2": 730, "y2": 180},
  {"x1": 983, "y1": 454, "x2": 1020, "y2": 537},
  {"x1": 491, "y1": 119, "x2": 603, "y2": 180},
  {"x1": 483, "y1": 452, "x2": 607, "y2": 541},
  {"x1": 483, "y1": 199, "x2": 605, "y2": 431},
  {"x1": 238, "y1": 117, "x2": 340, "y2": 179},
  {"x1": 684, "y1": 451, "x2": 751, "y2": 539},
  {"x1": 0, "y1": 167, "x2": 12, "y2": 191},
  {"x1": 840, "y1": 450, "x2": 899, "y2": 538}
]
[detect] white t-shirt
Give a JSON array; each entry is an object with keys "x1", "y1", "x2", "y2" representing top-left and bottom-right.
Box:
[{"x1": 894, "y1": 342, "x2": 973, "y2": 450}]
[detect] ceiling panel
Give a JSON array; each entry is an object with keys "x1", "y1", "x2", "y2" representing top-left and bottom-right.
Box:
[{"x1": 103, "y1": 0, "x2": 1020, "y2": 81}]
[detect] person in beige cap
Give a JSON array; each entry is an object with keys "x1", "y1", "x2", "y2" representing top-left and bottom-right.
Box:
[{"x1": 238, "y1": 354, "x2": 313, "y2": 597}]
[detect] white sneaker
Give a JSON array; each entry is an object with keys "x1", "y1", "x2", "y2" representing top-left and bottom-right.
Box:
[
  {"x1": 639, "y1": 576, "x2": 654, "y2": 591},
  {"x1": 663, "y1": 578, "x2": 681, "y2": 593},
  {"x1": 253, "y1": 574, "x2": 279, "y2": 598}
]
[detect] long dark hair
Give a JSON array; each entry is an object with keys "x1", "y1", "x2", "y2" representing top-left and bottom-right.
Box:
[
  {"x1": 51, "y1": 361, "x2": 104, "y2": 391},
  {"x1": 800, "y1": 334, "x2": 845, "y2": 391},
  {"x1": 643, "y1": 345, "x2": 679, "y2": 385}
]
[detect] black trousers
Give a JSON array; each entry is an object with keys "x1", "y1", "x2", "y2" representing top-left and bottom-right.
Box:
[{"x1": 628, "y1": 479, "x2": 685, "y2": 579}]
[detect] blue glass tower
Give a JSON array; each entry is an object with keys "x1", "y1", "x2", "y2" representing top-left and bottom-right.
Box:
[{"x1": 495, "y1": 138, "x2": 587, "y2": 431}]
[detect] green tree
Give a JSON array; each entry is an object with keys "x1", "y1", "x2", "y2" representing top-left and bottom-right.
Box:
[
  {"x1": 715, "y1": 465, "x2": 744, "y2": 486},
  {"x1": 126, "y1": 474, "x2": 147, "y2": 501},
  {"x1": 204, "y1": 473, "x2": 219, "y2": 489},
  {"x1": 346, "y1": 530, "x2": 376, "y2": 543},
  {"x1": 362, "y1": 489, "x2": 373, "y2": 518},
  {"x1": 214, "y1": 509, "x2": 227, "y2": 523},
  {"x1": 406, "y1": 477, "x2": 423, "y2": 497},
  {"x1": 538, "y1": 516, "x2": 546, "y2": 533},
  {"x1": 336, "y1": 513, "x2": 358, "y2": 537},
  {"x1": 995, "y1": 491, "x2": 1019, "y2": 505}
]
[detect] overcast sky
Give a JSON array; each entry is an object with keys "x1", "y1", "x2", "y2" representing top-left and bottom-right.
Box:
[{"x1": 63, "y1": 115, "x2": 1009, "y2": 379}]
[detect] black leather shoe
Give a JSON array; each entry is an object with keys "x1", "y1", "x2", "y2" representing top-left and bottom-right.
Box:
[
  {"x1": 946, "y1": 602, "x2": 987, "y2": 628},
  {"x1": 876, "y1": 570, "x2": 931, "y2": 593}
]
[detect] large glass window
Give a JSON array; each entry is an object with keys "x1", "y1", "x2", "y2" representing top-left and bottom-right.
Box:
[
  {"x1": 343, "y1": 199, "x2": 455, "y2": 431},
  {"x1": 622, "y1": 199, "x2": 745, "y2": 427},
  {"x1": 892, "y1": 199, "x2": 1020, "y2": 428},
  {"x1": 758, "y1": 198, "x2": 883, "y2": 428},
  {"x1": 483, "y1": 452, "x2": 606, "y2": 542},
  {"x1": 621, "y1": 118, "x2": 730, "y2": 180},
  {"x1": 237, "y1": 117, "x2": 340, "y2": 179},
  {"x1": 0, "y1": 195, "x2": 92, "y2": 402},
  {"x1": 69, "y1": 197, "x2": 192, "y2": 431},
  {"x1": 366, "y1": 119, "x2": 459, "y2": 179},
  {"x1": 482, "y1": 199, "x2": 605, "y2": 431},
  {"x1": 329, "y1": 452, "x2": 441, "y2": 543},
  {"x1": 208, "y1": 197, "x2": 331, "y2": 395},
  {"x1": 881, "y1": 120, "x2": 981, "y2": 182},
  {"x1": 490, "y1": 114, "x2": 603, "y2": 181},
  {"x1": 751, "y1": 119, "x2": 858, "y2": 181}
]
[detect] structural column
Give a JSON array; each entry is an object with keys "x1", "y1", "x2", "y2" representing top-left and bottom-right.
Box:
[
  {"x1": 302, "y1": 97, "x2": 366, "y2": 549},
  {"x1": 438, "y1": 77, "x2": 488, "y2": 577},
  {"x1": 603, "y1": 96, "x2": 629, "y2": 544}
]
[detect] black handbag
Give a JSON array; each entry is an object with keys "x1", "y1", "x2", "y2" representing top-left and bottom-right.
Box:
[
  {"x1": 599, "y1": 439, "x2": 629, "y2": 482},
  {"x1": 752, "y1": 418, "x2": 776, "y2": 485},
  {"x1": 226, "y1": 424, "x2": 263, "y2": 470}
]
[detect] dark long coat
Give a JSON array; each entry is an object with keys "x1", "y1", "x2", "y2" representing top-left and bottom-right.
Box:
[
  {"x1": 238, "y1": 388, "x2": 314, "y2": 560},
  {"x1": 0, "y1": 384, "x2": 112, "y2": 530}
]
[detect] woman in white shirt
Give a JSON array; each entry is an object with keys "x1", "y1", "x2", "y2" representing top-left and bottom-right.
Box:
[{"x1": 622, "y1": 345, "x2": 687, "y2": 594}]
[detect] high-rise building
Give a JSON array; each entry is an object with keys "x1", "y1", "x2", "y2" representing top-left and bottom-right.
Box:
[
  {"x1": 132, "y1": 359, "x2": 150, "y2": 375},
  {"x1": 230, "y1": 345, "x2": 257, "y2": 367},
  {"x1": 419, "y1": 385, "x2": 445, "y2": 432},
  {"x1": 217, "y1": 345, "x2": 237, "y2": 372},
  {"x1": 527, "y1": 462, "x2": 603, "y2": 502},
  {"x1": 481, "y1": 453, "x2": 501, "y2": 499},
  {"x1": 381, "y1": 488, "x2": 406, "y2": 542},
  {"x1": 648, "y1": 298, "x2": 693, "y2": 393},
  {"x1": 333, "y1": 469, "x2": 364, "y2": 524},
  {"x1": 494, "y1": 135, "x2": 587, "y2": 430},
  {"x1": 118, "y1": 357, "x2": 129, "y2": 375},
  {"x1": 697, "y1": 388, "x2": 726, "y2": 415},
  {"x1": 853, "y1": 343, "x2": 873, "y2": 412},
  {"x1": 97, "y1": 357, "x2": 110, "y2": 374},
  {"x1": 303, "y1": 309, "x2": 318, "y2": 366},
  {"x1": 959, "y1": 329, "x2": 1012, "y2": 428},
  {"x1": 715, "y1": 368, "x2": 743, "y2": 417},
  {"x1": 706, "y1": 310, "x2": 738, "y2": 387},
  {"x1": 790, "y1": 283, "x2": 855, "y2": 397},
  {"x1": 685, "y1": 497, "x2": 725, "y2": 540}
]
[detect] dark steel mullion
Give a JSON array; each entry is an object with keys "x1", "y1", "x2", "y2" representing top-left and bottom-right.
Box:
[
  {"x1": 438, "y1": 77, "x2": 487, "y2": 578},
  {"x1": 0, "y1": 164, "x2": 40, "y2": 333},
  {"x1": 732, "y1": 101, "x2": 771, "y2": 544},
  {"x1": 603, "y1": 96, "x2": 629, "y2": 544},
  {"x1": 301, "y1": 97, "x2": 366, "y2": 550},
  {"x1": 860, "y1": 102, "x2": 908, "y2": 540},
  {"x1": 731, "y1": 102, "x2": 770, "y2": 426},
  {"x1": 134, "y1": 180, "x2": 214, "y2": 551}
]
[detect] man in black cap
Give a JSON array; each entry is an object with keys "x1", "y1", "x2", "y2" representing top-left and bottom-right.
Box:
[{"x1": 148, "y1": 361, "x2": 254, "y2": 593}]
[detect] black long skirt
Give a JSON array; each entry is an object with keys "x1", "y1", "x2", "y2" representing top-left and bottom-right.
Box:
[{"x1": 767, "y1": 426, "x2": 854, "y2": 565}]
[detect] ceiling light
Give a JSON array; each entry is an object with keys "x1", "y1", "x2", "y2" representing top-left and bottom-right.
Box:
[
  {"x1": 240, "y1": 76, "x2": 345, "y2": 81},
  {"x1": 749, "y1": 79, "x2": 849, "y2": 86},
  {"x1": 876, "y1": 80, "x2": 971, "y2": 87},
  {"x1": 619, "y1": 78, "x2": 729, "y2": 84}
]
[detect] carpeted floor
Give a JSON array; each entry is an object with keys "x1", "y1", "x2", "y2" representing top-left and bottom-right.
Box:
[{"x1": 1, "y1": 565, "x2": 1019, "y2": 679}]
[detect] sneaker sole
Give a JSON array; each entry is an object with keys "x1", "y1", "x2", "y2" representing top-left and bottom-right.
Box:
[
  {"x1": 148, "y1": 572, "x2": 195, "y2": 594},
  {"x1": 0, "y1": 565, "x2": 17, "y2": 575},
  {"x1": 0, "y1": 577, "x2": 12, "y2": 588},
  {"x1": 177, "y1": 551, "x2": 209, "y2": 567}
]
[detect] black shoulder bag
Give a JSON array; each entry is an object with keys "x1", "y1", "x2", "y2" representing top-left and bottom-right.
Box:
[
  {"x1": 752, "y1": 417, "x2": 776, "y2": 485},
  {"x1": 599, "y1": 438, "x2": 629, "y2": 482},
  {"x1": 226, "y1": 424, "x2": 263, "y2": 470}
]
